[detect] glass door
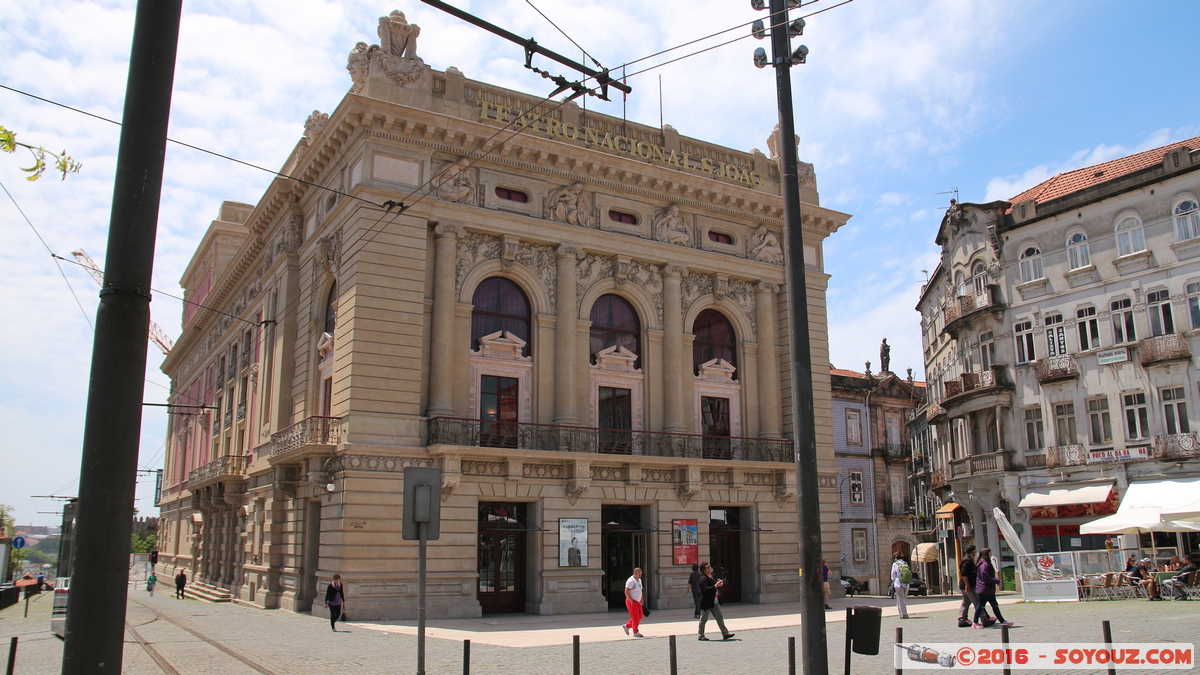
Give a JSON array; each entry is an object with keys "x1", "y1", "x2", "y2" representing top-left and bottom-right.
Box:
[
  {"x1": 701, "y1": 396, "x2": 731, "y2": 459},
  {"x1": 480, "y1": 375, "x2": 519, "y2": 448},
  {"x1": 598, "y1": 386, "x2": 632, "y2": 454}
]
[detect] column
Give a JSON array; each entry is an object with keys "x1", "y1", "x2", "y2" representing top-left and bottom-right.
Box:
[
  {"x1": 755, "y1": 282, "x2": 783, "y2": 438},
  {"x1": 662, "y1": 265, "x2": 686, "y2": 433},
  {"x1": 554, "y1": 246, "x2": 582, "y2": 425},
  {"x1": 427, "y1": 224, "x2": 464, "y2": 417}
]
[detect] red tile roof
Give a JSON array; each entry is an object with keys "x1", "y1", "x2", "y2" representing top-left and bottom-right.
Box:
[
  {"x1": 830, "y1": 367, "x2": 866, "y2": 378},
  {"x1": 1009, "y1": 136, "x2": 1200, "y2": 206}
]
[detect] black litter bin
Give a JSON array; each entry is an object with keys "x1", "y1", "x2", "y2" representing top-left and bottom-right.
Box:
[{"x1": 847, "y1": 605, "x2": 882, "y2": 655}]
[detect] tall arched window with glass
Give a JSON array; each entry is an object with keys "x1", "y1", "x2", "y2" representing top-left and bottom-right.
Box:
[
  {"x1": 1174, "y1": 200, "x2": 1199, "y2": 242},
  {"x1": 471, "y1": 277, "x2": 531, "y2": 356},
  {"x1": 589, "y1": 295, "x2": 641, "y2": 365},
  {"x1": 1067, "y1": 232, "x2": 1090, "y2": 270},
  {"x1": 1116, "y1": 217, "x2": 1145, "y2": 257},
  {"x1": 971, "y1": 261, "x2": 988, "y2": 297},
  {"x1": 590, "y1": 295, "x2": 641, "y2": 453},
  {"x1": 1018, "y1": 247, "x2": 1043, "y2": 283},
  {"x1": 692, "y1": 309, "x2": 737, "y2": 377}
]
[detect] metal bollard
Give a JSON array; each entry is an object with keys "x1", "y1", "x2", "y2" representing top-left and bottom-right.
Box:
[
  {"x1": 462, "y1": 639, "x2": 470, "y2": 675},
  {"x1": 895, "y1": 626, "x2": 902, "y2": 675},
  {"x1": 1001, "y1": 625, "x2": 1010, "y2": 675},
  {"x1": 788, "y1": 636, "x2": 796, "y2": 675},
  {"x1": 1101, "y1": 621, "x2": 1116, "y2": 675},
  {"x1": 6, "y1": 636, "x2": 17, "y2": 675},
  {"x1": 669, "y1": 635, "x2": 678, "y2": 675},
  {"x1": 573, "y1": 634, "x2": 580, "y2": 675}
]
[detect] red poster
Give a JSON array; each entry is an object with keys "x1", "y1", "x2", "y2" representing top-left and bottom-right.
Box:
[{"x1": 672, "y1": 519, "x2": 698, "y2": 565}]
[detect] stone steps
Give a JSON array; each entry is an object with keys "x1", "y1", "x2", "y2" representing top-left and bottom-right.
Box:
[{"x1": 186, "y1": 581, "x2": 233, "y2": 603}]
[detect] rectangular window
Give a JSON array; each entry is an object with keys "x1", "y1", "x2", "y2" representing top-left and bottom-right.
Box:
[
  {"x1": 598, "y1": 387, "x2": 633, "y2": 454},
  {"x1": 1162, "y1": 387, "x2": 1190, "y2": 435},
  {"x1": 886, "y1": 415, "x2": 902, "y2": 446},
  {"x1": 1087, "y1": 398, "x2": 1112, "y2": 445},
  {"x1": 1187, "y1": 282, "x2": 1200, "y2": 330},
  {"x1": 1147, "y1": 290, "x2": 1175, "y2": 337},
  {"x1": 1054, "y1": 403, "x2": 1078, "y2": 445},
  {"x1": 848, "y1": 471, "x2": 865, "y2": 505},
  {"x1": 1111, "y1": 298, "x2": 1136, "y2": 344},
  {"x1": 979, "y1": 331, "x2": 995, "y2": 370},
  {"x1": 480, "y1": 375, "x2": 519, "y2": 448},
  {"x1": 852, "y1": 528, "x2": 868, "y2": 562},
  {"x1": 1123, "y1": 392, "x2": 1149, "y2": 441},
  {"x1": 700, "y1": 396, "x2": 732, "y2": 459},
  {"x1": 1015, "y1": 320, "x2": 1035, "y2": 363},
  {"x1": 1045, "y1": 314, "x2": 1067, "y2": 357},
  {"x1": 845, "y1": 409, "x2": 862, "y2": 445},
  {"x1": 1024, "y1": 408, "x2": 1045, "y2": 450},
  {"x1": 1077, "y1": 307, "x2": 1101, "y2": 351}
]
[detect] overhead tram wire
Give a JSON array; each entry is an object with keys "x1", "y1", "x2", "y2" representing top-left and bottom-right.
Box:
[{"x1": 524, "y1": 0, "x2": 602, "y2": 68}]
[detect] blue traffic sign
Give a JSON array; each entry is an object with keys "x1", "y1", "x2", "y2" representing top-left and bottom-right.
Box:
[{"x1": 11, "y1": 536, "x2": 25, "y2": 549}]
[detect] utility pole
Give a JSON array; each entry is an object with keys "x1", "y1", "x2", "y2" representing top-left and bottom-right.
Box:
[
  {"x1": 752, "y1": 1, "x2": 828, "y2": 672},
  {"x1": 61, "y1": 1, "x2": 181, "y2": 672}
]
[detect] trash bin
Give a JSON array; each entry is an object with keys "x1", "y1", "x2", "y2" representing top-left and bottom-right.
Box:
[{"x1": 847, "y1": 605, "x2": 882, "y2": 655}]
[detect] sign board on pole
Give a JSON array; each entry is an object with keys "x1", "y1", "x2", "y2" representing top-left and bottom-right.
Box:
[{"x1": 402, "y1": 467, "x2": 442, "y2": 541}]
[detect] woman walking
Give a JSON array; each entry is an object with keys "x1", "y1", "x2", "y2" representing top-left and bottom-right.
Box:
[
  {"x1": 325, "y1": 574, "x2": 347, "y2": 632},
  {"x1": 973, "y1": 548, "x2": 1013, "y2": 629}
]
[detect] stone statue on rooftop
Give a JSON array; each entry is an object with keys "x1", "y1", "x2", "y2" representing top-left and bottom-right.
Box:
[
  {"x1": 347, "y1": 10, "x2": 427, "y2": 94},
  {"x1": 880, "y1": 338, "x2": 891, "y2": 373}
]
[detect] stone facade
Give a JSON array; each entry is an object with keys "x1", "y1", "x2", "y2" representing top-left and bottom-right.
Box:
[{"x1": 155, "y1": 9, "x2": 849, "y2": 620}]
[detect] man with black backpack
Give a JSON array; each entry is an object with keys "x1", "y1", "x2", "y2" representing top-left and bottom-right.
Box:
[{"x1": 957, "y1": 545, "x2": 992, "y2": 627}]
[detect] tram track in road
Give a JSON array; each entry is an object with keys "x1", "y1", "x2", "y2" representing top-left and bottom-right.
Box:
[{"x1": 126, "y1": 597, "x2": 283, "y2": 675}]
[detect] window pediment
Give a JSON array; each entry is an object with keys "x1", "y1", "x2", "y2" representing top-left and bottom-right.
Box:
[
  {"x1": 593, "y1": 344, "x2": 641, "y2": 373},
  {"x1": 318, "y1": 331, "x2": 335, "y2": 362},
  {"x1": 696, "y1": 357, "x2": 737, "y2": 383},
  {"x1": 474, "y1": 330, "x2": 531, "y2": 361}
]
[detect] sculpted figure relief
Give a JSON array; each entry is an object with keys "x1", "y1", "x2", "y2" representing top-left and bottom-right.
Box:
[
  {"x1": 379, "y1": 10, "x2": 420, "y2": 59},
  {"x1": 653, "y1": 204, "x2": 691, "y2": 246},
  {"x1": 434, "y1": 158, "x2": 475, "y2": 203},
  {"x1": 750, "y1": 226, "x2": 784, "y2": 264},
  {"x1": 547, "y1": 182, "x2": 594, "y2": 227},
  {"x1": 346, "y1": 11, "x2": 426, "y2": 94},
  {"x1": 303, "y1": 110, "x2": 329, "y2": 141}
]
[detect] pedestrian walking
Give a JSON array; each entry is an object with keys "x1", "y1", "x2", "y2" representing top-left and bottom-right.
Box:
[
  {"x1": 973, "y1": 548, "x2": 1013, "y2": 628},
  {"x1": 687, "y1": 563, "x2": 702, "y2": 619},
  {"x1": 957, "y1": 545, "x2": 991, "y2": 627},
  {"x1": 821, "y1": 558, "x2": 833, "y2": 609},
  {"x1": 891, "y1": 552, "x2": 911, "y2": 619},
  {"x1": 174, "y1": 570, "x2": 187, "y2": 599},
  {"x1": 325, "y1": 574, "x2": 347, "y2": 631},
  {"x1": 621, "y1": 567, "x2": 645, "y2": 637},
  {"x1": 147, "y1": 572, "x2": 157, "y2": 596},
  {"x1": 696, "y1": 561, "x2": 734, "y2": 641}
]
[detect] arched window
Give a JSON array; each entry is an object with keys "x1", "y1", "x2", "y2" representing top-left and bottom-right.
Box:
[
  {"x1": 324, "y1": 281, "x2": 338, "y2": 335},
  {"x1": 1067, "y1": 232, "x2": 1090, "y2": 270},
  {"x1": 954, "y1": 270, "x2": 967, "y2": 297},
  {"x1": 471, "y1": 277, "x2": 531, "y2": 356},
  {"x1": 589, "y1": 294, "x2": 640, "y2": 365},
  {"x1": 1116, "y1": 217, "x2": 1145, "y2": 257},
  {"x1": 971, "y1": 261, "x2": 988, "y2": 296},
  {"x1": 1175, "y1": 199, "x2": 1200, "y2": 242},
  {"x1": 1018, "y1": 246, "x2": 1043, "y2": 283},
  {"x1": 692, "y1": 309, "x2": 737, "y2": 377}
]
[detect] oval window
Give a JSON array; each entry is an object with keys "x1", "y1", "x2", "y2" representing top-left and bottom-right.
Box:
[
  {"x1": 708, "y1": 231, "x2": 733, "y2": 245},
  {"x1": 495, "y1": 186, "x2": 529, "y2": 203},
  {"x1": 608, "y1": 210, "x2": 638, "y2": 225}
]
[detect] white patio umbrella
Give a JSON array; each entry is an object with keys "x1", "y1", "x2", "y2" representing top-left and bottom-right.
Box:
[{"x1": 1158, "y1": 498, "x2": 1200, "y2": 523}]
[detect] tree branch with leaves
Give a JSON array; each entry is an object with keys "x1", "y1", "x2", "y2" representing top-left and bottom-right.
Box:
[{"x1": 1, "y1": 125, "x2": 82, "y2": 180}]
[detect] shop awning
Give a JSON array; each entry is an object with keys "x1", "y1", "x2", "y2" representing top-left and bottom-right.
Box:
[
  {"x1": 914, "y1": 542, "x2": 939, "y2": 563},
  {"x1": 1160, "y1": 498, "x2": 1200, "y2": 522},
  {"x1": 1017, "y1": 482, "x2": 1113, "y2": 509},
  {"x1": 1080, "y1": 477, "x2": 1200, "y2": 534},
  {"x1": 935, "y1": 502, "x2": 962, "y2": 518}
]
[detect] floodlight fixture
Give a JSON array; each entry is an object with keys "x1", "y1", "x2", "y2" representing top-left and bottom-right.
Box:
[
  {"x1": 789, "y1": 17, "x2": 806, "y2": 37},
  {"x1": 791, "y1": 44, "x2": 809, "y2": 64},
  {"x1": 753, "y1": 47, "x2": 769, "y2": 69},
  {"x1": 752, "y1": 19, "x2": 766, "y2": 39},
  {"x1": 750, "y1": 0, "x2": 767, "y2": 10}
]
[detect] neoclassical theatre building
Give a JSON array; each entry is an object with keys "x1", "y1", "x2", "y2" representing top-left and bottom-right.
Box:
[{"x1": 156, "y1": 9, "x2": 849, "y2": 619}]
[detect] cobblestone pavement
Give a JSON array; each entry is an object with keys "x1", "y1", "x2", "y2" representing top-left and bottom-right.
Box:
[{"x1": 3, "y1": 586, "x2": 1197, "y2": 674}]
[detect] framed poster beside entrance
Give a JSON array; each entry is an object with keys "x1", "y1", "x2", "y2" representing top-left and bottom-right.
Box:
[{"x1": 672, "y1": 519, "x2": 698, "y2": 565}]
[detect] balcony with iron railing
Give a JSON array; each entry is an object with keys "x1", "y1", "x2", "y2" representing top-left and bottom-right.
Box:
[
  {"x1": 930, "y1": 469, "x2": 947, "y2": 489},
  {"x1": 1140, "y1": 333, "x2": 1191, "y2": 366},
  {"x1": 188, "y1": 454, "x2": 248, "y2": 488},
  {"x1": 942, "y1": 366, "x2": 1010, "y2": 410},
  {"x1": 883, "y1": 501, "x2": 914, "y2": 517},
  {"x1": 942, "y1": 288, "x2": 1000, "y2": 337},
  {"x1": 910, "y1": 515, "x2": 936, "y2": 534},
  {"x1": 1035, "y1": 355, "x2": 1079, "y2": 384},
  {"x1": 1046, "y1": 443, "x2": 1086, "y2": 468},
  {"x1": 880, "y1": 442, "x2": 908, "y2": 459},
  {"x1": 948, "y1": 449, "x2": 1011, "y2": 478},
  {"x1": 1152, "y1": 432, "x2": 1200, "y2": 460},
  {"x1": 236, "y1": 401, "x2": 246, "y2": 421},
  {"x1": 908, "y1": 456, "x2": 932, "y2": 476},
  {"x1": 240, "y1": 350, "x2": 250, "y2": 369},
  {"x1": 228, "y1": 362, "x2": 238, "y2": 381},
  {"x1": 269, "y1": 415, "x2": 342, "y2": 462},
  {"x1": 215, "y1": 369, "x2": 225, "y2": 388},
  {"x1": 926, "y1": 400, "x2": 946, "y2": 422},
  {"x1": 427, "y1": 417, "x2": 794, "y2": 463},
  {"x1": 223, "y1": 409, "x2": 233, "y2": 429},
  {"x1": 1023, "y1": 452, "x2": 1047, "y2": 469}
]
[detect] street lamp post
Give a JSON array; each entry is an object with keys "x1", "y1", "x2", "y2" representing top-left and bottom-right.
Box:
[{"x1": 753, "y1": 2, "x2": 828, "y2": 673}]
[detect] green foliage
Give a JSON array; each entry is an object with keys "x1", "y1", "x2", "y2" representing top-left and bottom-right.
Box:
[
  {"x1": 0, "y1": 124, "x2": 82, "y2": 180},
  {"x1": 1, "y1": 504, "x2": 22, "y2": 579},
  {"x1": 1001, "y1": 566, "x2": 1016, "y2": 591},
  {"x1": 24, "y1": 547, "x2": 54, "y2": 566},
  {"x1": 131, "y1": 532, "x2": 158, "y2": 554}
]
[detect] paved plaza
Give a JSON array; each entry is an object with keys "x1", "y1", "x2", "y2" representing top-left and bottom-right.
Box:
[{"x1": 3, "y1": 585, "x2": 1198, "y2": 674}]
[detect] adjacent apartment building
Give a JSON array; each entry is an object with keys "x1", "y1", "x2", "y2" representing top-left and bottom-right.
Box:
[
  {"x1": 913, "y1": 138, "x2": 1200, "y2": 586},
  {"x1": 154, "y1": 9, "x2": 849, "y2": 620}
]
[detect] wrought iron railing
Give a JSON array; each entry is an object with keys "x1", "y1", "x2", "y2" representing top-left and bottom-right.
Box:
[
  {"x1": 944, "y1": 380, "x2": 963, "y2": 398},
  {"x1": 908, "y1": 456, "x2": 931, "y2": 476},
  {"x1": 1046, "y1": 444, "x2": 1086, "y2": 468},
  {"x1": 269, "y1": 415, "x2": 342, "y2": 457},
  {"x1": 949, "y1": 450, "x2": 1010, "y2": 477},
  {"x1": 883, "y1": 501, "x2": 913, "y2": 517},
  {"x1": 926, "y1": 400, "x2": 945, "y2": 421},
  {"x1": 427, "y1": 417, "x2": 794, "y2": 463},
  {"x1": 882, "y1": 442, "x2": 908, "y2": 458},
  {"x1": 1152, "y1": 432, "x2": 1200, "y2": 459},
  {"x1": 1035, "y1": 355, "x2": 1078, "y2": 383},
  {"x1": 215, "y1": 369, "x2": 225, "y2": 388},
  {"x1": 930, "y1": 469, "x2": 946, "y2": 489},
  {"x1": 223, "y1": 409, "x2": 233, "y2": 428},
  {"x1": 228, "y1": 362, "x2": 238, "y2": 381},
  {"x1": 236, "y1": 401, "x2": 246, "y2": 421},
  {"x1": 188, "y1": 454, "x2": 248, "y2": 485},
  {"x1": 240, "y1": 350, "x2": 250, "y2": 369},
  {"x1": 1140, "y1": 333, "x2": 1191, "y2": 365},
  {"x1": 911, "y1": 515, "x2": 936, "y2": 534}
]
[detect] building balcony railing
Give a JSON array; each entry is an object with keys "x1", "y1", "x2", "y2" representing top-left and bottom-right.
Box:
[
  {"x1": 269, "y1": 415, "x2": 342, "y2": 460},
  {"x1": 228, "y1": 362, "x2": 238, "y2": 381},
  {"x1": 908, "y1": 456, "x2": 931, "y2": 476},
  {"x1": 926, "y1": 400, "x2": 945, "y2": 422},
  {"x1": 930, "y1": 469, "x2": 947, "y2": 489},
  {"x1": 1046, "y1": 443, "x2": 1086, "y2": 468},
  {"x1": 883, "y1": 501, "x2": 914, "y2": 517},
  {"x1": 1024, "y1": 452, "x2": 1047, "y2": 469},
  {"x1": 427, "y1": 417, "x2": 795, "y2": 463},
  {"x1": 942, "y1": 366, "x2": 1009, "y2": 407},
  {"x1": 188, "y1": 454, "x2": 248, "y2": 487},
  {"x1": 911, "y1": 515, "x2": 936, "y2": 534},
  {"x1": 880, "y1": 442, "x2": 908, "y2": 459},
  {"x1": 1140, "y1": 333, "x2": 1191, "y2": 366},
  {"x1": 942, "y1": 288, "x2": 999, "y2": 336},
  {"x1": 240, "y1": 351, "x2": 250, "y2": 369},
  {"x1": 223, "y1": 409, "x2": 233, "y2": 429},
  {"x1": 948, "y1": 449, "x2": 1010, "y2": 478},
  {"x1": 215, "y1": 370, "x2": 225, "y2": 388},
  {"x1": 236, "y1": 401, "x2": 246, "y2": 421},
  {"x1": 1035, "y1": 355, "x2": 1079, "y2": 384},
  {"x1": 1152, "y1": 432, "x2": 1200, "y2": 460}
]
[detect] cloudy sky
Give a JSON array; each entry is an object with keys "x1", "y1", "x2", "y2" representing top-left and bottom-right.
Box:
[{"x1": 2, "y1": 0, "x2": 1197, "y2": 525}]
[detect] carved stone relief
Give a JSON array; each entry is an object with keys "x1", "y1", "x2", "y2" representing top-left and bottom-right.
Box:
[
  {"x1": 455, "y1": 231, "x2": 557, "y2": 312},
  {"x1": 749, "y1": 225, "x2": 784, "y2": 265},
  {"x1": 681, "y1": 273, "x2": 757, "y2": 340},
  {"x1": 347, "y1": 11, "x2": 427, "y2": 93},
  {"x1": 434, "y1": 157, "x2": 476, "y2": 204},
  {"x1": 545, "y1": 182, "x2": 595, "y2": 228},
  {"x1": 652, "y1": 204, "x2": 692, "y2": 246},
  {"x1": 576, "y1": 254, "x2": 663, "y2": 324}
]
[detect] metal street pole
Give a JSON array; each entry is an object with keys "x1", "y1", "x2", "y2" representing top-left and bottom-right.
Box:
[
  {"x1": 61, "y1": 1, "x2": 181, "y2": 672},
  {"x1": 765, "y1": 0, "x2": 829, "y2": 672}
]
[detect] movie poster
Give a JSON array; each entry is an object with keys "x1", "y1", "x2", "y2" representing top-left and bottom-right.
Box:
[
  {"x1": 559, "y1": 518, "x2": 587, "y2": 567},
  {"x1": 672, "y1": 519, "x2": 699, "y2": 565}
]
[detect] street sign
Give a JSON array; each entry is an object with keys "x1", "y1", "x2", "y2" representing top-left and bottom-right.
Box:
[{"x1": 12, "y1": 536, "x2": 25, "y2": 549}]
